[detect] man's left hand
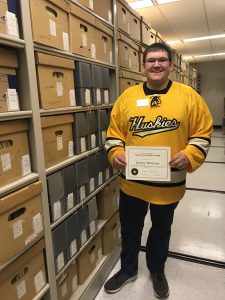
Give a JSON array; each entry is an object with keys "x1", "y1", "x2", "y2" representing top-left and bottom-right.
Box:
[{"x1": 170, "y1": 152, "x2": 190, "y2": 170}]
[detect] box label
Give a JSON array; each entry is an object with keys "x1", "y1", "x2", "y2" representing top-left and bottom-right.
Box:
[
  {"x1": 79, "y1": 185, "x2": 86, "y2": 201},
  {"x1": 81, "y1": 229, "x2": 87, "y2": 245},
  {"x1": 104, "y1": 90, "x2": 109, "y2": 104},
  {"x1": 91, "y1": 43, "x2": 96, "y2": 59},
  {"x1": 1, "y1": 153, "x2": 11, "y2": 172},
  {"x1": 5, "y1": 11, "x2": 19, "y2": 38},
  {"x1": 21, "y1": 154, "x2": 31, "y2": 176},
  {"x1": 89, "y1": 177, "x2": 95, "y2": 193},
  {"x1": 67, "y1": 192, "x2": 74, "y2": 211},
  {"x1": 57, "y1": 136, "x2": 63, "y2": 151},
  {"x1": 103, "y1": 39, "x2": 107, "y2": 54},
  {"x1": 57, "y1": 252, "x2": 65, "y2": 272},
  {"x1": 110, "y1": 51, "x2": 113, "y2": 64},
  {"x1": 85, "y1": 89, "x2": 91, "y2": 105},
  {"x1": 80, "y1": 137, "x2": 87, "y2": 153},
  {"x1": 33, "y1": 213, "x2": 43, "y2": 235},
  {"x1": 108, "y1": 10, "x2": 112, "y2": 24},
  {"x1": 68, "y1": 140, "x2": 74, "y2": 157},
  {"x1": 82, "y1": 32, "x2": 87, "y2": 47},
  {"x1": 16, "y1": 280, "x2": 26, "y2": 299},
  {"x1": 70, "y1": 239, "x2": 78, "y2": 257},
  {"x1": 98, "y1": 172, "x2": 103, "y2": 185},
  {"x1": 13, "y1": 219, "x2": 23, "y2": 239},
  {"x1": 56, "y1": 82, "x2": 63, "y2": 97},
  {"x1": 53, "y1": 201, "x2": 62, "y2": 221},
  {"x1": 69, "y1": 90, "x2": 76, "y2": 106},
  {"x1": 91, "y1": 134, "x2": 96, "y2": 148},
  {"x1": 96, "y1": 88, "x2": 101, "y2": 104},
  {"x1": 101, "y1": 130, "x2": 106, "y2": 144},
  {"x1": 6, "y1": 89, "x2": 19, "y2": 111},
  {"x1": 89, "y1": 220, "x2": 96, "y2": 236},
  {"x1": 34, "y1": 270, "x2": 45, "y2": 293},
  {"x1": 62, "y1": 32, "x2": 69, "y2": 51},
  {"x1": 89, "y1": 0, "x2": 94, "y2": 10},
  {"x1": 49, "y1": 19, "x2": 57, "y2": 36}
]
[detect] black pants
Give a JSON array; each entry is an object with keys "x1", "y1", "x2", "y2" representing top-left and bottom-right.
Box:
[{"x1": 119, "y1": 190, "x2": 178, "y2": 276}]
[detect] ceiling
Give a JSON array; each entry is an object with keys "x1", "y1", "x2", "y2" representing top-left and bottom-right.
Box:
[{"x1": 125, "y1": 0, "x2": 225, "y2": 63}]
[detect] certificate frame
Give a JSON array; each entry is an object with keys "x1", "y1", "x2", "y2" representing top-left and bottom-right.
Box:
[{"x1": 125, "y1": 146, "x2": 171, "y2": 182}]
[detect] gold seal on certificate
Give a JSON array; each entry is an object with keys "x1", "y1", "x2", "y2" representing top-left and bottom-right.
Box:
[{"x1": 125, "y1": 146, "x2": 171, "y2": 182}]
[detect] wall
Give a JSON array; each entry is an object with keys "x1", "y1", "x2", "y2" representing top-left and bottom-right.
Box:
[{"x1": 192, "y1": 60, "x2": 225, "y2": 126}]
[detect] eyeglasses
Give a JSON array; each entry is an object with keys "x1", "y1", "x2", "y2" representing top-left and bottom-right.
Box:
[{"x1": 145, "y1": 57, "x2": 169, "y2": 64}]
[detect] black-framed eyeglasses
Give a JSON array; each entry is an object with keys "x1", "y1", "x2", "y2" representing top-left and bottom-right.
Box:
[{"x1": 145, "y1": 57, "x2": 169, "y2": 63}]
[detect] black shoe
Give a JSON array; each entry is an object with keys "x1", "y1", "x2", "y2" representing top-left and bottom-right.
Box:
[
  {"x1": 151, "y1": 272, "x2": 169, "y2": 298},
  {"x1": 104, "y1": 270, "x2": 137, "y2": 294}
]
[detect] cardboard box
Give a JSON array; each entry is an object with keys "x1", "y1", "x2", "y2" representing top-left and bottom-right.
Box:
[
  {"x1": 102, "y1": 212, "x2": 120, "y2": 255},
  {"x1": 94, "y1": 19, "x2": 113, "y2": 64},
  {"x1": 93, "y1": 0, "x2": 113, "y2": 24},
  {"x1": 0, "y1": 181, "x2": 43, "y2": 264},
  {"x1": 78, "y1": 0, "x2": 113, "y2": 23},
  {"x1": 0, "y1": 47, "x2": 19, "y2": 112},
  {"x1": 119, "y1": 70, "x2": 145, "y2": 94},
  {"x1": 97, "y1": 177, "x2": 120, "y2": 220},
  {"x1": 129, "y1": 10, "x2": 141, "y2": 42},
  {"x1": 87, "y1": 197, "x2": 98, "y2": 236},
  {"x1": 73, "y1": 112, "x2": 89, "y2": 154},
  {"x1": 0, "y1": 0, "x2": 19, "y2": 37},
  {"x1": 29, "y1": 0, "x2": 70, "y2": 51},
  {"x1": 41, "y1": 114, "x2": 74, "y2": 168},
  {"x1": 52, "y1": 221, "x2": 69, "y2": 273},
  {"x1": 57, "y1": 260, "x2": 78, "y2": 300},
  {"x1": 61, "y1": 165, "x2": 78, "y2": 211},
  {"x1": 77, "y1": 205, "x2": 90, "y2": 249},
  {"x1": 88, "y1": 154, "x2": 98, "y2": 193},
  {"x1": 117, "y1": 32, "x2": 140, "y2": 72},
  {"x1": 74, "y1": 61, "x2": 93, "y2": 106},
  {"x1": 69, "y1": 3, "x2": 95, "y2": 58},
  {"x1": 70, "y1": 3, "x2": 113, "y2": 63},
  {"x1": 74, "y1": 158, "x2": 90, "y2": 202},
  {"x1": 47, "y1": 171, "x2": 66, "y2": 223},
  {"x1": 35, "y1": 52, "x2": 75, "y2": 109},
  {"x1": 0, "y1": 119, "x2": 31, "y2": 188},
  {"x1": 77, "y1": 231, "x2": 103, "y2": 284},
  {"x1": 0, "y1": 239, "x2": 47, "y2": 299},
  {"x1": 141, "y1": 18, "x2": 156, "y2": 46},
  {"x1": 117, "y1": 0, "x2": 130, "y2": 34},
  {"x1": 66, "y1": 212, "x2": 80, "y2": 258}
]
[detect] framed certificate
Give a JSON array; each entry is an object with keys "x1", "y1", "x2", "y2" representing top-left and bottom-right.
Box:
[{"x1": 125, "y1": 146, "x2": 171, "y2": 182}]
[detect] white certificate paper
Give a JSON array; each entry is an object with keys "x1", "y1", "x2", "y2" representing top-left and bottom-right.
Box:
[{"x1": 125, "y1": 146, "x2": 171, "y2": 182}]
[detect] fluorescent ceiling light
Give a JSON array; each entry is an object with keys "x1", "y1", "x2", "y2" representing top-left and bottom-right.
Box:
[
  {"x1": 184, "y1": 33, "x2": 225, "y2": 43},
  {"x1": 167, "y1": 40, "x2": 181, "y2": 45},
  {"x1": 183, "y1": 56, "x2": 193, "y2": 60},
  {"x1": 156, "y1": 0, "x2": 181, "y2": 4},
  {"x1": 194, "y1": 52, "x2": 225, "y2": 58},
  {"x1": 128, "y1": 0, "x2": 153, "y2": 9}
]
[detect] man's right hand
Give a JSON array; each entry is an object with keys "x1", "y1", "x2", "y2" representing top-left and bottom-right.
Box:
[{"x1": 113, "y1": 153, "x2": 127, "y2": 170}]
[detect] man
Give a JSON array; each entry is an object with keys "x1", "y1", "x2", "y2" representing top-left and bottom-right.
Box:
[{"x1": 104, "y1": 42, "x2": 213, "y2": 298}]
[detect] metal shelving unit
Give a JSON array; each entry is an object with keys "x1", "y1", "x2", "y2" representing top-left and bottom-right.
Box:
[{"x1": 0, "y1": 1, "x2": 121, "y2": 299}]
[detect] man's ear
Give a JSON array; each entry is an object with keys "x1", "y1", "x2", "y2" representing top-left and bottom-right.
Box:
[
  {"x1": 141, "y1": 63, "x2": 146, "y2": 74},
  {"x1": 169, "y1": 62, "x2": 174, "y2": 72}
]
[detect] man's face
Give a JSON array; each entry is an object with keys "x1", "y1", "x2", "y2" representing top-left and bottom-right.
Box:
[{"x1": 142, "y1": 50, "x2": 173, "y2": 88}]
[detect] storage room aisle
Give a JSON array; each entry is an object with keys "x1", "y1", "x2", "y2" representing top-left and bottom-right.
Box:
[{"x1": 95, "y1": 129, "x2": 225, "y2": 300}]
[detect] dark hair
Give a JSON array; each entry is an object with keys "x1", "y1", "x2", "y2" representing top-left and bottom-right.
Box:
[{"x1": 143, "y1": 42, "x2": 173, "y2": 63}]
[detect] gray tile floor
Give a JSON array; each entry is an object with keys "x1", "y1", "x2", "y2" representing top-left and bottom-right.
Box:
[{"x1": 95, "y1": 130, "x2": 225, "y2": 300}]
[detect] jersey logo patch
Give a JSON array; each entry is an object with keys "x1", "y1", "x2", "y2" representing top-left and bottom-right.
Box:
[{"x1": 129, "y1": 115, "x2": 180, "y2": 137}]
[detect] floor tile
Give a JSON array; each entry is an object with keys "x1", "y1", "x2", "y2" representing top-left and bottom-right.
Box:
[{"x1": 186, "y1": 162, "x2": 225, "y2": 192}]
